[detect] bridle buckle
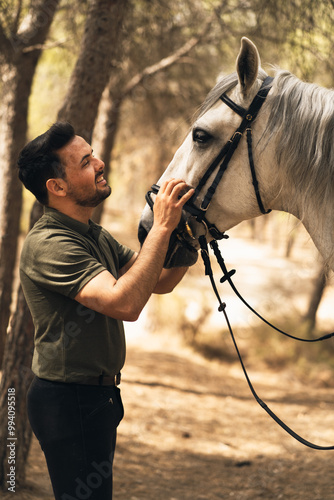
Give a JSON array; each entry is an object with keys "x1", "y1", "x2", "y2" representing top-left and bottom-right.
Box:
[
  {"x1": 200, "y1": 200, "x2": 211, "y2": 211},
  {"x1": 229, "y1": 130, "x2": 243, "y2": 143}
]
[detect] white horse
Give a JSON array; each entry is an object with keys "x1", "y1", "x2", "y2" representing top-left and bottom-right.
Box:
[{"x1": 138, "y1": 37, "x2": 334, "y2": 269}]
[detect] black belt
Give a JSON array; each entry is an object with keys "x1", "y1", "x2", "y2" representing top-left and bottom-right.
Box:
[{"x1": 77, "y1": 373, "x2": 121, "y2": 386}]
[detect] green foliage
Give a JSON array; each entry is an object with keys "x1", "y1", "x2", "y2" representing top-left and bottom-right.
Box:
[
  {"x1": 249, "y1": 0, "x2": 334, "y2": 85},
  {"x1": 26, "y1": 0, "x2": 334, "y2": 149},
  {"x1": 22, "y1": 0, "x2": 334, "y2": 214}
]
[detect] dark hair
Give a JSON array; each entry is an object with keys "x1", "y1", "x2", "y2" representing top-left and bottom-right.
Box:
[{"x1": 18, "y1": 122, "x2": 75, "y2": 205}]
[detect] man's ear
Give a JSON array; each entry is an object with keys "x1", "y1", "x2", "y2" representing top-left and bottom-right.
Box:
[{"x1": 46, "y1": 178, "x2": 67, "y2": 198}]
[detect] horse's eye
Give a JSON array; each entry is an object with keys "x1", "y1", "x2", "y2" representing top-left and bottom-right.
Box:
[{"x1": 192, "y1": 128, "x2": 212, "y2": 144}]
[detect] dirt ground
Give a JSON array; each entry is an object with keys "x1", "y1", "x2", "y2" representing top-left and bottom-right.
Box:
[
  {"x1": 5, "y1": 220, "x2": 334, "y2": 500},
  {"x1": 10, "y1": 328, "x2": 334, "y2": 500}
]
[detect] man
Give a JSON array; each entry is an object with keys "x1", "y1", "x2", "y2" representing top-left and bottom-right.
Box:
[{"x1": 18, "y1": 122, "x2": 194, "y2": 500}]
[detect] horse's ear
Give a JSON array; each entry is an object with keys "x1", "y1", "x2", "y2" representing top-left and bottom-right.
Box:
[{"x1": 236, "y1": 37, "x2": 260, "y2": 96}]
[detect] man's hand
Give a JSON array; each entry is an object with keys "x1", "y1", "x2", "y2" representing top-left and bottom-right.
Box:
[
  {"x1": 75, "y1": 179, "x2": 194, "y2": 322},
  {"x1": 152, "y1": 178, "x2": 194, "y2": 233}
]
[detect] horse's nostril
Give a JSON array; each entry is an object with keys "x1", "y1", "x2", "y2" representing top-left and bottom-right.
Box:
[{"x1": 138, "y1": 223, "x2": 148, "y2": 246}]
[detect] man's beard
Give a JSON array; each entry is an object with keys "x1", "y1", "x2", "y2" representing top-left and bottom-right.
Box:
[{"x1": 67, "y1": 183, "x2": 112, "y2": 208}]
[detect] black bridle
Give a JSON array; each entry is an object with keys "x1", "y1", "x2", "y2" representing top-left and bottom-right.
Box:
[{"x1": 146, "y1": 76, "x2": 273, "y2": 240}]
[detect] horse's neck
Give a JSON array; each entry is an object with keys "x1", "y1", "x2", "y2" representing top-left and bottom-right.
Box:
[
  {"x1": 301, "y1": 210, "x2": 334, "y2": 270},
  {"x1": 262, "y1": 141, "x2": 334, "y2": 270},
  {"x1": 276, "y1": 193, "x2": 334, "y2": 270}
]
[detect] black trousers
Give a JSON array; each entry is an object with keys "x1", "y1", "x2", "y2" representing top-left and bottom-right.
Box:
[{"x1": 27, "y1": 376, "x2": 124, "y2": 500}]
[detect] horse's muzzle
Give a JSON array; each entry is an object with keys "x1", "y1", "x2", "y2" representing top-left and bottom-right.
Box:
[{"x1": 138, "y1": 210, "x2": 199, "y2": 269}]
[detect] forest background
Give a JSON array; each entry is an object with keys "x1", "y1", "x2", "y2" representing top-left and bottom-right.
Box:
[{"x1": 1, "y1": 0, "x2": 334, "y2": 496}]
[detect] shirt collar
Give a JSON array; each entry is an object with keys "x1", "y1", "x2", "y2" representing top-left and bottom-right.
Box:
[{"x1": 44, "y1": 206, "x2": 102, "y2": 239}]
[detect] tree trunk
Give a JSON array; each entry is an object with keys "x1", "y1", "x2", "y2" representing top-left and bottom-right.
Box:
[
  {"x1": 0, "y1": 0, "x2": 61, "y2": 490},
  {"x1": 303, "y1": 262, "x2": 329, "y2": 336},
  {"x1": 0, "y1": 0, "x2": 61, "y2": 363},
  {"x1": 0, "y1": 201, "x2": 43, "y2": 490},
  {"x1": 0, "y1": 0, "x2": 129, "y2": 490},
  {"x1": 0, "y1": 59, "x2": 36, "y2": 363},
  {"x1": 92, "y1": 85, "x2": 123, "y2": 223},
  {"x1": 57, "y1": 0, "x2": 129, "y2": 141}
]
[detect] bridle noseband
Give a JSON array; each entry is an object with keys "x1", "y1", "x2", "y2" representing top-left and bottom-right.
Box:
[{"x1": 146, "y1": 76, "x2": 273, "y2": 240}]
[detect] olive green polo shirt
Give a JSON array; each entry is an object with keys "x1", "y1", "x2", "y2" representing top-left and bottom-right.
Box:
[{"x1": 19, "y1": 207, "x2": 135, "y2": 383}]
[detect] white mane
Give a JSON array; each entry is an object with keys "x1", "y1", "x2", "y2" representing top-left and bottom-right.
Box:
[{"x1": 266, "y1": 70, "x2": 334, "y2": 218}]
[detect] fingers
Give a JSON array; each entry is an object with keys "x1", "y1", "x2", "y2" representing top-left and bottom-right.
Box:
[
  {"x1": 176, "y1": 184, "x2": 195, "y2": 207},
  {"x1": 158, "y1": 178, "x2": 194, "y2": 204},
  {"x1": 159, "y1": 178, "x2": 179, "y2": 195},
  {"x1": 152, "y1": 178, "x2": 194, "y2": 233}
]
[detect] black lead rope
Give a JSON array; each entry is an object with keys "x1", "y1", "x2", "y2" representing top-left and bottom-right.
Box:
[
  {"x1": 198, "y1": 235, "x2": 334, "y2": 450},
  {"x1": 199, "y1": 236, "x2": 226, "y2": 312},
  {"x1": 210, "y1": 239, "x2": 334, "y2": 344}
]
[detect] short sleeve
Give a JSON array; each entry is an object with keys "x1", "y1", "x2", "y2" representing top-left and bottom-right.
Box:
[{"x1": 21, "y1": 232, "x2": 106, "y2": 299}]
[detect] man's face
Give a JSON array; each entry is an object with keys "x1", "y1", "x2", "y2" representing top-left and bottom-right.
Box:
[{"x1": 58, "y1": 135, "x2": 111, "y2": 207}]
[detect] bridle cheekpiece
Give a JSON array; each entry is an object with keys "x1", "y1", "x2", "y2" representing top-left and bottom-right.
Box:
[{"x1": 146, "y1": 76, "x2": 273, "y2": 241}]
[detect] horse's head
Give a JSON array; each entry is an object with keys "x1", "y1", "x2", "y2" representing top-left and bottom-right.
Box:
[{"x1": 138, "y1": 37, "x2": 277, "y2": 268}]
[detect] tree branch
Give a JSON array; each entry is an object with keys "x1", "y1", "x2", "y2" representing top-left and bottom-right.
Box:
[
  {"x1": 22, "y1": 37, "x2": 68, "y2": 53},
  {"x1": 57, "y1": 0, "x2": 129, "y2": 141},
  {"x1": 15, "y1": 0, "x2": 60, "y2": 50},
  {"x1": 121, "y1": 15, "x2": 214, "y2": 99}
]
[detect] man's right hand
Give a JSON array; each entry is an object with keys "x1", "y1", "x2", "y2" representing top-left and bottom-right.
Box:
[
  {"x1": 152, "y1": 178, "x2": 194, "y2": 234},
  {"x1": 75, "y1": 178, "x2": 194, "y2": 322}
]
